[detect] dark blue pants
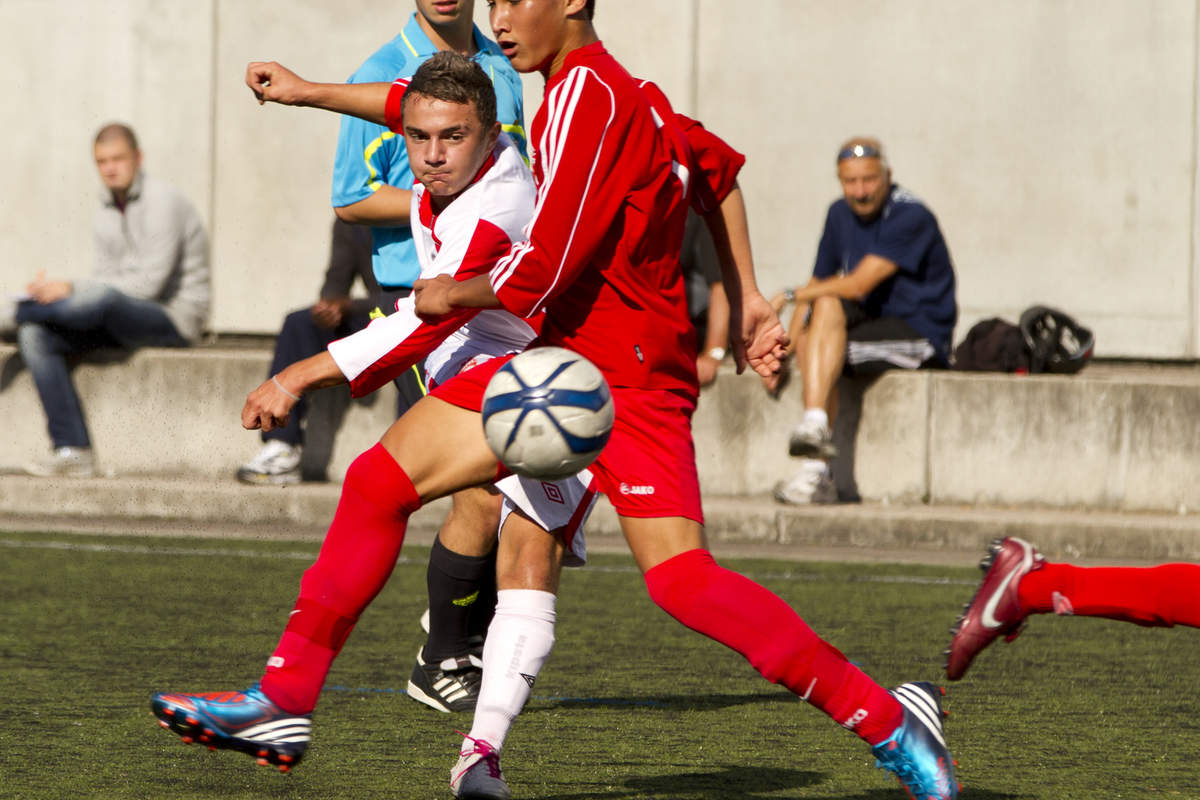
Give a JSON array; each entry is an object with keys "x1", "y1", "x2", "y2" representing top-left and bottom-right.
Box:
[
  {"x1": 262, "y1": 306, "x2": 373, "y2": 446},
  {"x1": 16, "y1": 284, "x2": 188, "y2": 448}
]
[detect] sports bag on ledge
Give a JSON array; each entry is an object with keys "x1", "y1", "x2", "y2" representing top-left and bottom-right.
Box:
[{"x1": 1018, "y1": 305, "x2": 1095, "y2": 374}]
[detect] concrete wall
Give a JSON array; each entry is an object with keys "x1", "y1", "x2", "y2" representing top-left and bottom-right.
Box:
[{"x1": 3, "y1": 1, "x2": 1199, "y2": 357}]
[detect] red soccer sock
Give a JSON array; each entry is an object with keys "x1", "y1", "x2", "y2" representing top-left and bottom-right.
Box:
[
  {"x1": 644, "y1": 548, "x2": 902, "y2": 745},
  {"x1": 261, "y1": 443, "x2": 421, "y2": 713},
  {"x1": 1018, "y1": 561, "x2": 1200, "y2": 628}
]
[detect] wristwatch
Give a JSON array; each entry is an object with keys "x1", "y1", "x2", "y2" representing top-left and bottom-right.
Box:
[{"x1": 706, "y1": 346, "x2": 726, "y2": 361}]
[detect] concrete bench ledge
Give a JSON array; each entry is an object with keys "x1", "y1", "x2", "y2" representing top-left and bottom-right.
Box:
[{"x1": 2, "y1": 344, "x2": 1199, "y2": 514}]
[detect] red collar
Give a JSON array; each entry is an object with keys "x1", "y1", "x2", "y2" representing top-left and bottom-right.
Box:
[{"x1": 546, "y1": 41, "x2": 608, "y2": 90}]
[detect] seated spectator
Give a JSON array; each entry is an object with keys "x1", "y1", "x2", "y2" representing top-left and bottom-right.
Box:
[
  {"x1": 15, "y1": 123, "x2": 210, "y2": 478},
  {"x1": 772, "y1": 137, "x2": 957, "y2": 504},
  {"x1": 236, "y1": 218, "x2": 378, "y2": 485}
]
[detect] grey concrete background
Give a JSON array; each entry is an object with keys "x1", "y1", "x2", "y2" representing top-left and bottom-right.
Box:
[{"x1": 2, "y1": 1, "x2": 1199, "y2": 358}]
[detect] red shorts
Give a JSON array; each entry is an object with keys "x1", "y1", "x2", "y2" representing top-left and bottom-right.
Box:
[{"x1": 432, "y1": 356, "x2": 703, "y2": 523}]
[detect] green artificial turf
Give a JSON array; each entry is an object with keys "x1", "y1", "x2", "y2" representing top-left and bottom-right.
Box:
[{"x1": 1, "y1": 531, "x2": 1197, "y2": 799}]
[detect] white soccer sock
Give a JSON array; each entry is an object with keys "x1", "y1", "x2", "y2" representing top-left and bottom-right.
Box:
[
  {"x1": 465, "y1": 589, "x2": 557, "y2": 751},
  {"x1": 802, "y1": 407, "x2": 829, "y2": 430}
]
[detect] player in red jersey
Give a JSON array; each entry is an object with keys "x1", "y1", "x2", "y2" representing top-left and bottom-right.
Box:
[
  {"x1": 947, "y1": 537, "x2": 1200, "y2": 680},
  {"x1": 413, "y1": 5, "x2": 955, "y2": 798},
  {"x1": 152, "y1": 3, "x2": 959, "y2": 798}
]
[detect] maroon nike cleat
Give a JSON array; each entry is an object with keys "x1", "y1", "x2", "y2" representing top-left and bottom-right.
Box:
[{"x1": 945, "y1": 537, "x2": 1044, "y2": 681}]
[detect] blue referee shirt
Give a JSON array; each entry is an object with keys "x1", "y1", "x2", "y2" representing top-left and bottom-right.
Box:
[{"x1": 330, "y1": 14, "x2": 527, "y2": 288}]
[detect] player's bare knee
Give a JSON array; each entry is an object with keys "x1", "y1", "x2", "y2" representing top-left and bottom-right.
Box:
[
  {"x1": 438, "y1": 487, "x2": 502, "y2": 556},
  {"x1": 496, "y1": 514, "x2": 564, "y2": 592}
]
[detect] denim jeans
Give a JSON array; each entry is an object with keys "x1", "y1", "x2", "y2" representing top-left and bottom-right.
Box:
[
  {"x1": 16, "y1": 283, "x2": 188, "y2": 448},
  {"x1": 262, "y1": 306, "x2": 372, "y2": 447}
]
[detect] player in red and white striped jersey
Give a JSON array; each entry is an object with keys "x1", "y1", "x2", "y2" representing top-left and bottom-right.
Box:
[{"x1": 151, "y1": 53, "x2": 602, "y2": 757}]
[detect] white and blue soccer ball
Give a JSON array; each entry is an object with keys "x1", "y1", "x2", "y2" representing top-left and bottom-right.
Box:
[{"x1": 481, "y1": 347, "x2": 614, "y2": 480}]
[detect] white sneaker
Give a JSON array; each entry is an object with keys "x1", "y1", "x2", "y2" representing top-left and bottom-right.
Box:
[
  {"x1": 25, "y1": 446, "x2": 96, "y2": 478},
  {"x1": 236, "y1": 440, "x2": 301, "y2": 486},
  {"x1": 788, "y1": 417, "x2": 836, "y2": 458},
  {"x1": 450, "y1": 736, "x2": 510, "y2": 799},
  {"x1": 773, "y1": 459, "x2": 837, "y2": 505}
]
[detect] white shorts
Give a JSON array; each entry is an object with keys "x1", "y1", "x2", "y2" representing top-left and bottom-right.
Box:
[
  {"x1": 429, "y1": 334, "x2": 597, "y2": 567},
  {"x1": 495, "y1": 468, "x2": 599, "y2": 567}
]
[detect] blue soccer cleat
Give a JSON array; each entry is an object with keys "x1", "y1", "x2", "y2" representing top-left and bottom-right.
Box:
[
  {"x1": 151, "y1": 683, "x2": 311, "y2": 772},
  {"x1": 872, "y1": 681, "x2": 959, "y2": 800}
]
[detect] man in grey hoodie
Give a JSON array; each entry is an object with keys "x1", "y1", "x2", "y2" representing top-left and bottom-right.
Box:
[{"x1": 15, "y1": 122, "x2": 210, "y2": 477}]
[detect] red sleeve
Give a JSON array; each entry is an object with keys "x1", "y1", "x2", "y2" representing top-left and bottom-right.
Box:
[
  {"x1": 339, "y1": 221, "x2": 514, "y2": 397},
  {"x1": 383, "y1": 78, "x2": 411, "y2": 133},
  {"x1": 345, "y1": 307, "x2": 478, "y2": 397},
  {"x1": 488, "y1": 68, "x2": 631, "y2": 318},
  {"x1": 674, "y1": 113, "x2": 745, "y2": 213}
]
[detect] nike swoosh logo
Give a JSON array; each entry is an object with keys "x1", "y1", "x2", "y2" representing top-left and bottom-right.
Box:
[{"x1": 980, "y1": 542, "x2": 1031, "y2": 629}]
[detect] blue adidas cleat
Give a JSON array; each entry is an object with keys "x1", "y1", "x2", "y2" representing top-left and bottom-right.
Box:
[
  {"x1": 872, "y1": 681, "x2": 959, "y2": 800},
  {"x1": 150, "y1": 683, "x2": 311, "y2": 772}
]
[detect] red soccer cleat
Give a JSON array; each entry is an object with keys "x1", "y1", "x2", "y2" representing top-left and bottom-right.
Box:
[{"x1": 945, "y1": 537, "x2": 1044, "y2": 681}]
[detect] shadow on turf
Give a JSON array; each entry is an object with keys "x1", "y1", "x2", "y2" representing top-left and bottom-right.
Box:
[
  {"x1": 539, "y1": 765, "x2": 823, "y2": 799},
  {"x1": 535, "y1": 688, "x2": 795, "y2": 712},
  {"x1": 545, "y1": 766, "x2": 1027, "y2": 800}
]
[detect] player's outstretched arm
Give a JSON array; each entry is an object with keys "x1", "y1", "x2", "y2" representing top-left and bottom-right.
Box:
[
  {"x1": 413, "y1": 274, "x2": 501, "y2": 321},
  {"x1": 702, "y1": 184, "x2": 788, "y2": 378},
  {"x1": 241, "y1": 351, "x2": 347, "y2": 433},
  {"x1": 245, "y1": 61, "x2": 390, "y2": 126}
]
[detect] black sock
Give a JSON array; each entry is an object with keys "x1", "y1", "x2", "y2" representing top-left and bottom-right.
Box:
[
  {"x1": 467, "y1": 547, "x2": 498, "y2": 641},
  {"x1": 422, "y1": 538, "x2": 498, "y2": 662}
]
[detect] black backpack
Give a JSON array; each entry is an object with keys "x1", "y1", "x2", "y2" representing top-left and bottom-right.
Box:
[
  {"x1": 952, "y1": 318, "x2": 1029, "y2": 372},
  {"x1": 953, "y1": 305, "x2": 1094, "y2": 374},
  {"x1": 1019, "y1": 305, "x2": 1094, "y2": 374}
]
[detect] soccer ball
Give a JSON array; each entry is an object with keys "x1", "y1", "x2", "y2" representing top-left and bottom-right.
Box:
[{"x1": 481, "y1": 347, "x2": 614, "y2": 480}]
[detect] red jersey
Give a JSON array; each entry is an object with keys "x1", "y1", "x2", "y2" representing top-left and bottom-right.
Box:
[{"x1": 487, "y1": 43, "x2": 743, "y2": 397}]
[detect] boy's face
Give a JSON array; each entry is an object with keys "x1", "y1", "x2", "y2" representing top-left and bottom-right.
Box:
[
  {"x1": 415, "y1": 0, "x2": 473, "y2": 28},
  {"x1": 403, "y1": 94, "x2": 500, "y2": 201},
  {"x1": 489, "y1": 0, "x2": 568, "y2": 74},
  {"x1": 94, "y1": 138, "x2": 141, "y2": 194}
]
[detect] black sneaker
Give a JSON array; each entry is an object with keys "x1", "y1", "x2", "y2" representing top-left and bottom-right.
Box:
[{"x1": 406, "y1": 649, "x2": 482, "y2": 713}]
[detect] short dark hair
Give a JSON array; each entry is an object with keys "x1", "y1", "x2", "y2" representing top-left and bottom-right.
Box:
[
  {"x1": 403, "y1": 51, "x2": 497, "y2": 129},
  {"x1": 583, "y1": 0, "x2": 595, "y2": 19},
  {"x1": 94, "y1": 122, "x2": 139, "y2": 152}
]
